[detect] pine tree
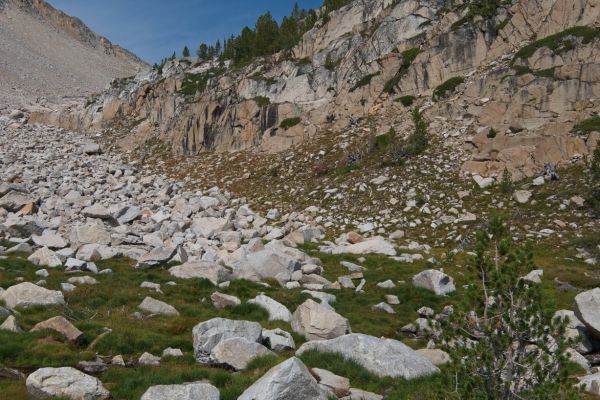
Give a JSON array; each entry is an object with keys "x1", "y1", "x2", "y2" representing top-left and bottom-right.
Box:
[
  {"x1": 182, "y1": 46, "x2": 190, "y2": 58},
  {"x1": 197, "y1": 43, "x2": 208, "y2": 60},
  {"x1": 437, "y1": 214, "x2": 574, "y2": 399},
  {"x1": 215, "y1": 40, "x2": 222, "y2": 57},
  {"x1": 500, "y1": 168, "x2": 514, "y2": 194},
  {"x1": 587, "y1": 144, "x2": 600, "y2": 216}
]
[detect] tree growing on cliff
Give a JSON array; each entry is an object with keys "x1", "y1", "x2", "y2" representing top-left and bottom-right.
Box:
[
  {"x1": 438, "y1": 214, "x2": 575, "y2": 399},
  {"x1": 182, "y1": 46, "x2": 190, "y2": 58}
]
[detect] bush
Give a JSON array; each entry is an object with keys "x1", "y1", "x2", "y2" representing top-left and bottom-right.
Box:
[
  {"x1": 397, "y1": 95, "x2": 416, "y2": 107},
  {"x1": 253, "y1": 96, "x2": 271, "y2": 107},
  {"x1": 432, "y1": 77, "x2": 465, "y2": 101},
  {"x1": 280, "y1": 117, "x2": 301, "y2": 130},
  {"x1": 372, "y1": 128, "x2": 396, "y2": 152},
  {"x1": 350, "y1": 72, "x2": 380, "y2": 92},
  {"x1": 438, "y1": 214, "x2": 575, "y2": 399},
  {"x1": 573, "y1": 115, "x2": 600, "y2": 136},
  {"x1": 487, "y1": 128, "x2": 497, "y2": 138}
]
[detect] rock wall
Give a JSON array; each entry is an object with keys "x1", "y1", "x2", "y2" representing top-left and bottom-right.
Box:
[{"x1": 29, "y1": 0, "x2": 600, "y2": 178}]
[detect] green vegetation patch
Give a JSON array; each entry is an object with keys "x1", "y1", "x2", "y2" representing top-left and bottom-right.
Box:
[
  {"x1": 178, "y1": 68, "x2": 225, "y2": 97},
  {"x1": 280, "y1": 117, "x2": 301, "y2": 130},
  {"x1": 432, "y1": 76, "x2": 465, "y2": 101},
  {"x1": 513, "y1": 26, "x2": 600, "y2": 62},
  {"x1": 383, "y1": 48, "x2": 422, "y2": 94},
  {"x1": 350, "y1": 72, "x2": 381, "y2": 92},
  {"x1": 572, "y1": 115, "x2": 600, "y2": 136},
  {"x1": 396, "y1": 95, "x2": 416, "y2": 107},
  {"x1": 253, "y1": 96, "x2": 271, "y2": 107}
]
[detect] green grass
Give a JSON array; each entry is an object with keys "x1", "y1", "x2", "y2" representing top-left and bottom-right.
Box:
[
  {"x1": 572, "y1": 116, "x2": 600, "y2": 136},
  {"x1": 432, "y1": 76, "x2": 465, "y2": 101},
  {"x1": 280, "y1": 117, "x2": 301, "y2": 130},
  {"x1": 1, "y1": 224, "x2": 596, "y2": 399},
  {"x1": 513, "y1": 26, "x2": 600, "y2": 62}
]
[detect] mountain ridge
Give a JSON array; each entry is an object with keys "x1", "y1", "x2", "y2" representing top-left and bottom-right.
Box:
[{"x1": 0, "y1": 0, "x2": 147, "y2": 109}]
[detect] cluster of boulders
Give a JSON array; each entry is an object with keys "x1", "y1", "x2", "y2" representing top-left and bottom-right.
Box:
[{"x1": 0, "y1": 123, "x2": 335, "y2": 293}]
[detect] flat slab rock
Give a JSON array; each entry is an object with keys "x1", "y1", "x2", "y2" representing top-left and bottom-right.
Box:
[
  {"x1": 0, "y1": 282, "x2": 64, "y2": 309},
  {"x1": 141, "y1": 382, "x2": 220, "y2": 400},
  {"x1": 26, "y1": 367, "x2": 110, "y2": 400},
  {"x1": 296, "y1": 333, "x2": 439, "y2": 380}
]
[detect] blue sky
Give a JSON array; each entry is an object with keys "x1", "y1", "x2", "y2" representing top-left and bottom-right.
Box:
[{"x1": 47, "y1": 0, "x2": 323, "y2": 63}]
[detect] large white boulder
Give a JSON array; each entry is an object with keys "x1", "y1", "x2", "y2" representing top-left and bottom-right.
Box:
[
  {"x1": 141, "y1": 382, "x2": 220, "y2": 400},
  {"x1": 412, "y1": 269, "x2": 456, "y2": 295},
  {"x1": 191, "y1": 217, "x2": 229, "y2": 238},
  {"x1": 168, "y1": 261, "x2": 229, "y2": 285},
  {"x1": 0, "y1": 282, "x2": 64, "y2": 309},
  {"x1": 291, "y1": 299, "x2": 351, "y2": 340},
  {"x1": 574, "y1": 288, "x2": 600, "y2": 339},
  {"x1": 211, "y1": 337, "x2": 274, "y2": 370},
  {"x1": 238, "y1": 357, "x2": 329, "y2": 400},
  {"x1": 138, "y1": 297, "x2": 179, "y2": 316},
  {"x1": 296, "y1": 333, "x2": 439, "y2": 379},
  {"x1": 192, "y1": 318, "x2": 262, "y2": 362},
  {"x1": 248, "y1": 294, "x2": 292, "y2": 322},
  {"x1": 27, "y1": 247, "x2": 62, "y2": 268},
  {"x1": 26, "y1": 367, "x2": 109, "y2": 400},
  {"x1": 232, "y1": 240, "x2": 312, "y2": 285}
]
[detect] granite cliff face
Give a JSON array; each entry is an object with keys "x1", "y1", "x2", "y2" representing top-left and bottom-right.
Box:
[{"x1": 30, "y1": 0, "x2": 600, "y2": 179}]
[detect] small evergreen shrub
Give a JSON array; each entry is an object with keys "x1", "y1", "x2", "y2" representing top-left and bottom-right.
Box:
[
  {"x1": 350, "y1": 72, "x2": 380, "y2": 92},
  {"x1": 253, "y1": 96, "x2": 271, "y2": 107},
  {"x1": 405, "y1": 108, "x2": 429, "y2": 155},
  {"x1": 280, "y1": 117, "x2": 301, "y2": 130},
  {"x1": 487, "y1": 128, "x2": 497, "y2": 138},
  {"x1": 587, "y1": 144, "x2": 600, "y2": 216},
  {"x1": 397, "y1": 95, "x2": 416, "y2": 107},
  {"x1": 432, "y1": 77, "x2": 465, "y2": 101},
  {"x1": 500, "y1": 168, "x2": 514, "y2": 194}
]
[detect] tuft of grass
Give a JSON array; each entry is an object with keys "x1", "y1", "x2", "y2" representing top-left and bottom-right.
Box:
[
  {"x1": 513, "y1": 26, "x2": 600, "y2": 62},
  {"x1": 432, "y1": 77, "x2": 464, "y2": 101},
  {"x1": 280, "y1": 117, "x2": 301, "y2": 130},
  {"x1": 572, "y1": 116, "x2": 600, "y2": 136}
]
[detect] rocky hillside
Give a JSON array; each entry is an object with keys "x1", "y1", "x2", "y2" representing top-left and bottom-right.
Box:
[
  {"x1": 0, "y1": 0, "x2": 147, "y2": 108},
  {"x1": 31, "y1": 0, "x2": 599, "y2": 181}
]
